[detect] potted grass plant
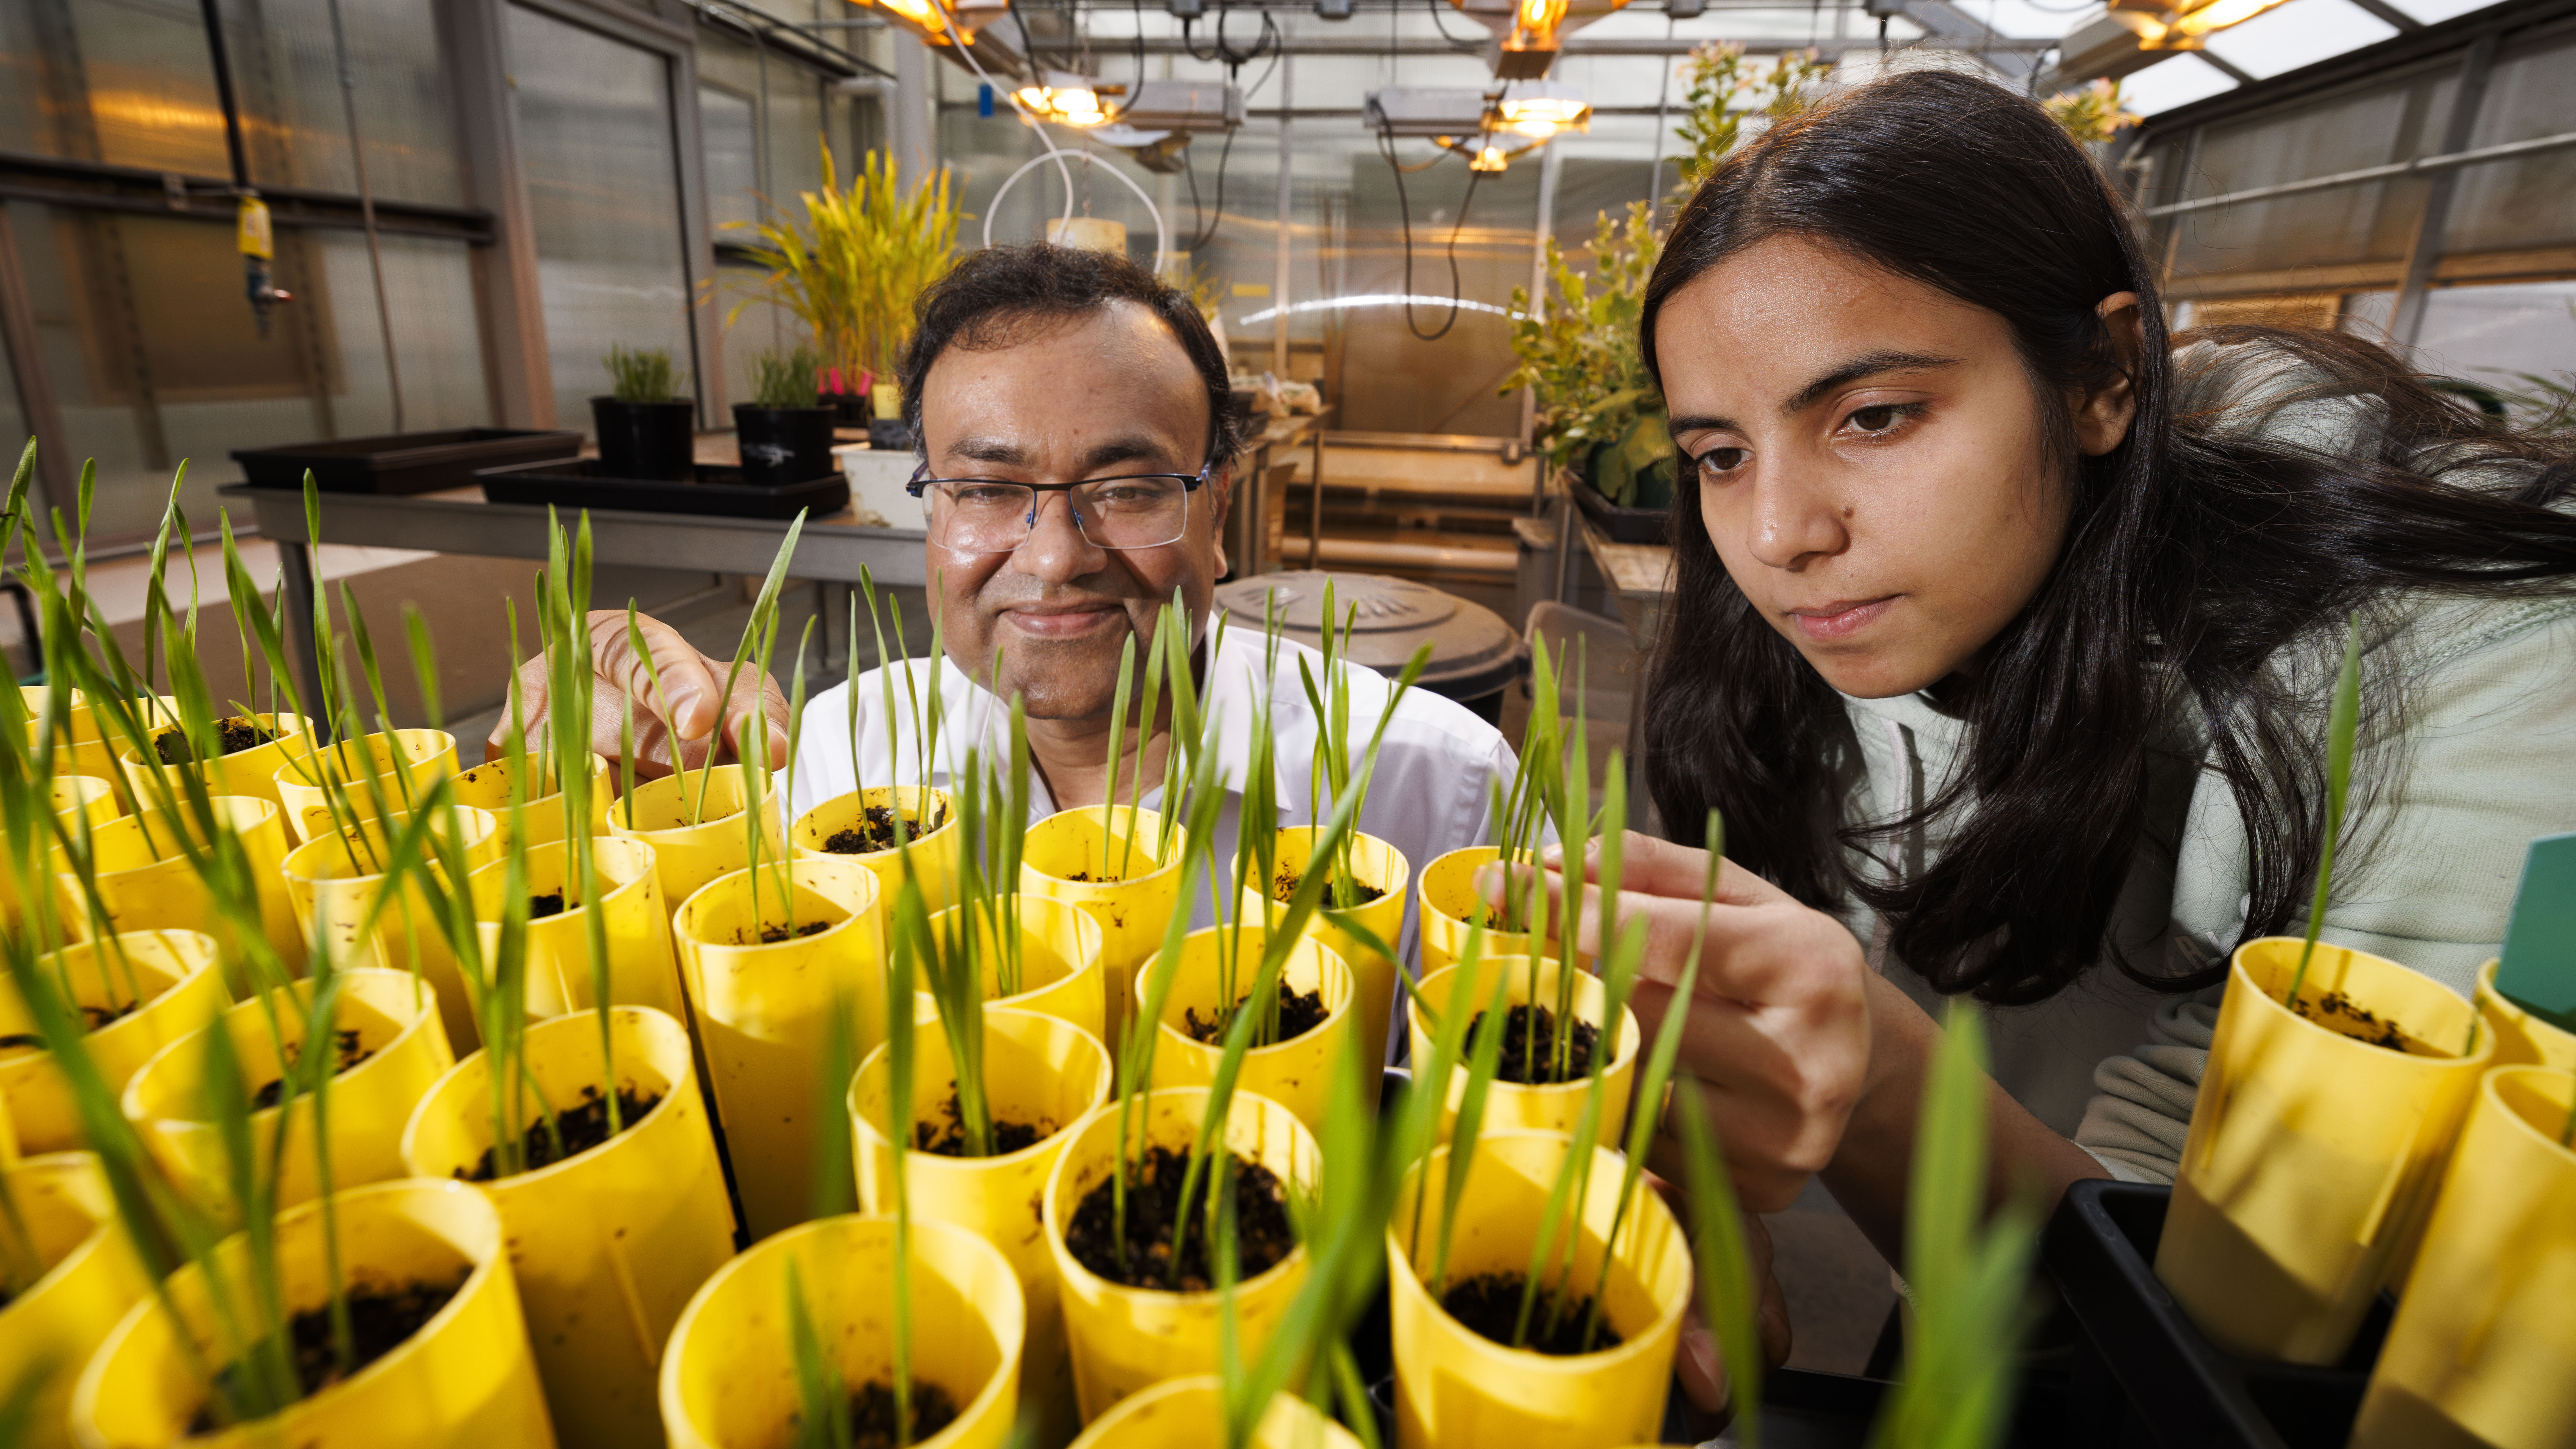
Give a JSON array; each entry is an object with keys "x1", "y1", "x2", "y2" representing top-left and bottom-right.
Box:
[
  {"x1": 1418, "y1": 637, "x2": 1587, "y2": 976},
  {"x1": 794, "y1": 568, "x2": 964, "y2": 914},
  {"x1": 734, "y1": 344, "x2": 838, "y2": 488},
  {"x1": 0, "y1": 931, "x2": 225, "y2": 1158},
  {"x1": 592, "y1": 345, "x2": 695, "y2": 482},
  {"x1": 0, "y1": 1153, "x2": 153, "y2": 1449},
  {"x1": 396, "y1": 514, "x2": 736, "y2": 1448},
  {"x1": 2156, "y1": 619, "x2": 2495, "y2": 1364}
]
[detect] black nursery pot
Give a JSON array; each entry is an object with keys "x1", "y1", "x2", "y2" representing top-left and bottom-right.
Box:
[
  {"x1": 591, "y1": 398, "x2": 698, "y2": 481},
  {"x1": 817, "y1": 391, "x2": 873, "y2": 427},
  {"x1": 731, "y1": 404, "x2": 839, "y2": 488}
]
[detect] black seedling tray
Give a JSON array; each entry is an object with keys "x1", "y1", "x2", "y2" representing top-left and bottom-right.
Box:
[
  {"x1": 1566, "y1": 469, "x2": 1668, "y2": 545},
  {"x1": 236, "y1": 428, "x2": 583, "y2": 495},
  {"x1": 475, "y1": 457, "x2": 848, "y2": 521},
  {"x1": 2044, "y1": 1180, "x2": 2384, "y2": 1449}
]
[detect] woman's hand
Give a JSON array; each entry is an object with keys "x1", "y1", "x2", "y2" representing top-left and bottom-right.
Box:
[
  {"x1": 1477, "y1": 830, "x2": 1871, "y2": 1213},
  {"x1": 490, "y1": 609, "x2": 790, "y2": 780}
]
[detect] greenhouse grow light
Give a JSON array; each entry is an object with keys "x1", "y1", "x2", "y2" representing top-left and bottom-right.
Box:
[
  {"x1": 862, "y1": 0, "x2": 1010, "y2": 47},
  {"x1": 2104, "y1": 0, "x2": 2296, "y2": 48},
  {"x1": 1016, "y1": 70, "x2": 1126, "y2": 126},
  {"x1": 1442, "y1": 0, "x2": 1634, "y2": 79},
  {"x1": 1494, "y1": 80, "x2": 1591, "y2": 137}
]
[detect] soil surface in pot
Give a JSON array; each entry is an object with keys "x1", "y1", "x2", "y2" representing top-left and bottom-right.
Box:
[
  {"x1": 527, "y1": 891, "x2": 568, "y2": 920},
  {"x1": 0, "y1": 999, "x2": 140, "y2": 1052},
  {"x1": 1183, "y1": 979, "x2": 1328, "y2": 1047},
  {"x1": 914, "y1": 1090, "x2": 1049, "y2": 1158},
  {"x1": 1066, "y1": 1144, "x2": 1294, "y2": 1291},
  {"x1": 187, "y1": 1271, "x2": 471, "y2": 1433},
  {"x1": 1272, "y1": 868, "x2": 1385, "y2": 909},
  {"x1": 1466, "y1": 1005, "x2": 1599, "y2": 1084},
  {"x1": 250, "y1": 1029, "x2": 375, "y2": 1109},
  {"x1": 750, "y1": 919, "x2": 834, "y2": 944},
  {"x1": 1439, "y1": 1272, "x2": 1623, "y2": 1356},
  {"x1": 153, "y1": 718, "x2": 278, "y2": 763},
  {"x1": 823, "y1": 801, "x2": 951, "y2": 855},
  {"x1": 2286, "y1": 988, "x2": 2450, "y2": 1056},
  {"x1": 834, "y1": 1379, "x2": 958, "y2": 1449},
  {"x1": 462, "y1": 1084, "x2": 664, "y2": 1179}
]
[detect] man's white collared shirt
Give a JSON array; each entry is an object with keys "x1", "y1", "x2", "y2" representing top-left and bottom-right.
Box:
[{"x1": 787, "y1": 629, "x2": 1519, "y2": 971}]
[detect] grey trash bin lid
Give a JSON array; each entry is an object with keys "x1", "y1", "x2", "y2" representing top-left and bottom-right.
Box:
[{"x1": 1210, "y1": 570, "x2": 1522, "y2": 706}]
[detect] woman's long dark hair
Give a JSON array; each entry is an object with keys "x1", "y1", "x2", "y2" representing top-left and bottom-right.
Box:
[{"x1": 1639, "y1": 70, "x2": 2576, "y2": 1005}]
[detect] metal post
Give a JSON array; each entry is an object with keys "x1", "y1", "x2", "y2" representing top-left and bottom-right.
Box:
[
  {"x1": 0, "y1": 205, "x2": 72, "y2": 519},
  {"x1": 2390, "y1": 34, "x2": 2499, "y2": 350},
  {"x1": 1273, "y1": 50, "x2": 1294, "y2": 381},
  {"x1": 277, "y1": 540, "x2": 331, "y2": 737},
  {"x1": 893, "y1": 30, "x2": 934, "y2": 187},
  {"x1": 434, "y1": 0, "x2": 554, "y2": 427},
  {"x1": 1522, "y1": 143, "x2": 1561, "y2": 460},
  {"x1": 1307, "y1": 422, "x2": 1325, "y2": 573},
  {"x1": 326, "y1": 0, "x2": 406, "y2": 434}
]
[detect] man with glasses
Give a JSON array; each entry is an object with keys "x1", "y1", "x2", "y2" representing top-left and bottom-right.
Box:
[{"x1": 500, "y1": 242, "x2": 1515, "y2": 980}]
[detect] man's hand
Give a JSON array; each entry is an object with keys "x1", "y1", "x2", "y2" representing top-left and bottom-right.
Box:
[{"x1": 491, "y1": 609, "x2": 791, "y2": 781}]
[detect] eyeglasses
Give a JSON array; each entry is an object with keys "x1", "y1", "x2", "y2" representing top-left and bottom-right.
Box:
[{"x1": 905, "y1": 461, "x2": 1215, "y2": 553}]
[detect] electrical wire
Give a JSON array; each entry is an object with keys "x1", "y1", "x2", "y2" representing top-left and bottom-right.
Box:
[
  {"x1": 1423, "y1": 0, "x2": 1484, "y2": 52},
  {"x1": 1379, "y1": 124, "x2": 1484, "y2": 342},
  {"x1": 1180, "y1": 39, "x2": 1279, "y2": 254}
]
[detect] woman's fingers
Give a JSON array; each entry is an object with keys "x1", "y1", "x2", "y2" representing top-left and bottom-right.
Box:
[{"x1": 1538, "y1": 831, "x2": 1791, "y2": 907}]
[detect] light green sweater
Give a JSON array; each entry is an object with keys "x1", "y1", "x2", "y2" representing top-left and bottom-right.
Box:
[{"x1": 1834, "y1": 339, "x2": 2576, "y2": 1184}]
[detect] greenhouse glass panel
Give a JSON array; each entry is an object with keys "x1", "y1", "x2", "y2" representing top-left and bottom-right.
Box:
[{"x1": 2441, "y1": 31, "x2": 2576, "y2": 256}]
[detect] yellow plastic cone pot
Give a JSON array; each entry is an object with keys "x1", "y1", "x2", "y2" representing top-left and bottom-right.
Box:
[
  {"x1": 0, "y1": 1154, "x2": 153, "y2": 1449},
  {"x1": 916, "y1": 895, "x2": 1108, "y2": 1046},
  {"x1": 2157, "y1": 937, "x2": 2492, "y2": 1365},
  {"x1": 450, "y1": 752, "x2": 614, "y2": 848},
  {"x1": 272, "y1": 729, "x2": 459, "y2": 844},
  {"x1": 1141, "y1": 926, "x2": 1356, "y2": 1136},
  {"x1": 121, "y1": 967, "x2": 457, "y2": 1217},
  {"x1": 467, "y1": 837, "x2": 683, "y2": 1021},
  {"x1": 71, "y1": 1178, "x2": 555, "y2": 1449},
  {"x1": 609, "y1": 765, "x2": 782, "y2": 922},
  {"x1": 659, "y1": 1214, "x2": 1024, "y2": 1449},
  {"x1": 2350, "y1": 1066, "x2": 2576, "y2": 1449},
  {"x1": 1407, "y1": 955, "x2": 1641, "y2": 1146},
  {"x1": 795, "y1": 786, "x2": 963, "y2": 915},
  {"x1": 1237, "y1": 828, "x2": 1408, "y2": 1094},
  {"x1": 674, "y1": 856, "x2": 884, "y2": 1241},
  {"x1": 117, "y1": 711, "x2": 311, "y2": 809},
  {"x1": 1386, "y1": 1131, "x2": 1692, "y2": 1449},
  {"x1": 400, "y1": 1007, "x2": 735, "y2": 1449},
  {"x1": 72, "y1": 797, "x2": 303, "y2": 981},
  {"x1": 2473, "y1": 958, "x2": 2576, "y2": 1070},
  {"x1": 17, "y1": 686, "x2": 135, "y2": 782},
  {"x1": 852, "y1": 1008, "x2": 1114, "y2": 1449},
  {"x1": 1019, "y1": 807, "x2": 1188, "y2": 1064},
  {"x1": 0, "y1": 931, "x2": 225, "y2": 1154},
  {"x1": 1065, "y1": 1376, "x2": 1361, "y2": 1449},
  {"x1": 1418, "y1": 846, "x2": 1564, "y2": 976},
  {"x1": 1043, "y1": 1087, "x2": 1319, "y2": 1422},
  {"x1": 281, "y1": 805, "x2": 502, "y2": 1049},
  {"x1": 1, "y1": 775, "x2": 118, "y2": 934}
]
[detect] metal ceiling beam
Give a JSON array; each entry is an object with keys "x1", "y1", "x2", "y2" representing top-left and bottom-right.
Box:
[{"x1": 1022, "y1": 31, "x2": 2052, "y2": 55}]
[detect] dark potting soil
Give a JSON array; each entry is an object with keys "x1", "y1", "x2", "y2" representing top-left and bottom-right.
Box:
[
  {"x1": 1465, "y1": 1004, "x2": 1599, "y2": 1085},
  {"x1": 0, "y1": 1000, "x2": 138, "y2": 1052},
  {"x1": 1058, "y1": 870, "x2": 1121, "y2": 884},
  {"x1": 753, "y1": 920, "x2": 834, "y2": 944},
  {"x1": 527, "y1": 892, "x2": 566, "y2": 920},
  {"x1": 1271, "y1": 868, "x2": 1385, "y2": 909},
  {"x1": 822, "y1": 801, "x2": 952, "y2": 855},
  {"x1": 1065, "y1": 1145, "x2": 1294, "y2": 1292},
  {"x1": 461, "y1": 1084, "x2": 662, "y2": 1180},
  {"x1": 186, "y1": 1273, "x2": 469, "y2": 1433},
  {"x1": 153, "y1": 718, "x2": 278, "y2": 764},
  {"x1": 1182, "y1": 980, "x2": 1328, "y2": 1047},
  {"x1": 2289, "y1": 989, "x2": 2448, "y2": 1056},
  {"x1": 1439, "y1": 1272, "x2": 1621, "y2": 1357},
  {"x1": 839, "y1": 1379, "x2": 959, "y2": 1449},
  {"x1": 913, "y1": 1091, "x2": 1048, "y2": 1158},
  {"x1": 249, "y1": 1030, "x2": 374, "y2": 1110}
]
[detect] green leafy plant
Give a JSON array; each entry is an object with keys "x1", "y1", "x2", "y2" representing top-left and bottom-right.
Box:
[
  {"x1": 604, "y1": 346, "x2": 685, "y2": 404},
  {"x1": 731, "y1": 145, "x2": 962, "y2": 385},
  {"x1": 748, "y1": 346, "x2": 823, "y2": 408},
  {"x1": 1292, "y1": 579, "x2": 1432, "y2": 924},
  {"x1": 2042, "y1": 77, "x2": 2141, "y2": 146},
  {"x1": 1674, "y1": 1090, "x2": 1766, "y2": 1447},
  {"x1": 1671, "y1": 43, "x2": 1827, "y2": 196}
]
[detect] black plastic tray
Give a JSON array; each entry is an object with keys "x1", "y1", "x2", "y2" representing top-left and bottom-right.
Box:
[
  {"x1": 475, "y1": 457, "x2": 848, "y2": 521},
  {"x1": 1565, "y1": 467, "x2": 1669, "y2": 545},
  {"x1": 236, "y1": 428, "x2": 583, "y2": 495},
  {"x1": 2044, "y1": 1180, "x2": 2383, "y2": 1449}
]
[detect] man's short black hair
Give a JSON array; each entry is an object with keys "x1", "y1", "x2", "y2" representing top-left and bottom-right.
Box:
[{"x1": 900, "y1": 243, "x2": 1240, "y2": 467}]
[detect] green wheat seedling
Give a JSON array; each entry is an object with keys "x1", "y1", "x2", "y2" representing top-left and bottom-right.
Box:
[
  {"x1": 750, "y1": 345, "x2": 822, "y2": 409},
  {"x1": 605, "y1": 346, "x2": 684, "y2": 404},
  {"x1": 883, "y1": 876, "x2": 933, "y2": 1445},
  {"x1": 691, "y1": 512, "x2": 807, "y2": 828},
  {"x1": 1294, "y1": 579, "x2": 1433, "y2": 920},
  {"x1": 1864, "y1": 1004, "x2": 2038, "y2": 1449},
  {"x1": 786, "y1": 1256, "x2": 854, "y2": 1449},
  {"x1": 1674, "y1": 1089, "x2": 1765, "y2": 1448},
  {"x1": 854, "y1": 566, "x2": 953, "y2": 861},
  {"x1": 536, "y1": 510, "x2": 622, "y2": 1137},
  {"x1": 2286, "y1": 612, "x2": 2364, "y2": 1008}
]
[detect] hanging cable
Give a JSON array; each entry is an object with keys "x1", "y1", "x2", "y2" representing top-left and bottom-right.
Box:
[
  {"x1": 325, "y1": 0, "x2": 403, "y2": 432},
  {"x1": 1423, "y1": 0, "x2": 1483, "y2": 52},
  {"x1": 1379, "y1": 122, "x2": 1484, "y2": 342},
  {"x1": 1181, "y1": 41, "x2": 1278, "y2": 254}
]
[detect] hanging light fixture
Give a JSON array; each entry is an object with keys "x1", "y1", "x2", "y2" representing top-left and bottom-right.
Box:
[
  {"x1": 1493, "y1": 79, "x2": 1591, "y2": 137},
  {"x1": 1015, "y1": 69, "x2": 1127, "y2": 126},
  {"x1": 1442, "y1": 0, "x2": 1634, "y2": 79},
  {"x1": 860, "y1": 0, "x2": 1010, "y2": 47},
  {"x1": 2104, "y1": 0, "x2": 2295, "y2": 47}
]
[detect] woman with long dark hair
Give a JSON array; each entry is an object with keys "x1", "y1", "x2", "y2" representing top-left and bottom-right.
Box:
[{"x1": 1511, "y1": 69, "x2": 2576, "y2": 1270}]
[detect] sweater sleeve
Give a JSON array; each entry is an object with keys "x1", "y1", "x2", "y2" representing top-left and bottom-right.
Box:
[{"x1": 2073, "y1": 595, "x2": 2576, "y2": 1182}]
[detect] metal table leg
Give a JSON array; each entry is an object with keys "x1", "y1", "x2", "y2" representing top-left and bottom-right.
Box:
[
  {"x1": 276, "y1": 539, "x2": 332, "y2": 739},
  {"x1": 1307, "y1": 427, "x2": 1325, "y2": 571}
]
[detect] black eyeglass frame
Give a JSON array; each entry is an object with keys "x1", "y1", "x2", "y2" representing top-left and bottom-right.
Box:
[{"x1": 902, "y1": 459, "x2": 1220, "y2": 552}]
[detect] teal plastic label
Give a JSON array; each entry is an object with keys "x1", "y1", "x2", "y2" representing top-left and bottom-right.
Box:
[{"x1": 2497, "y1": 832, "x2": 2576, "y2": 1033}]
